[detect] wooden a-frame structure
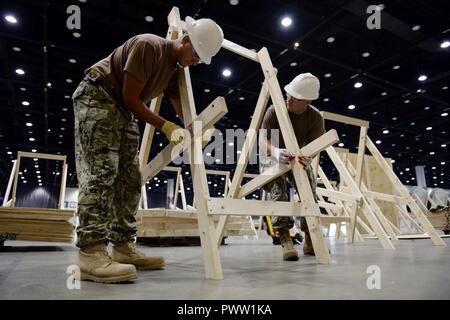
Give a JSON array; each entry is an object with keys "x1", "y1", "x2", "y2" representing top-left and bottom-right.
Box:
[
  {"x1": 138, "y1": 7, "x2": 345, "y2": 279},
  {"x1": 319, "y1": 113, "x2": 445, "y2": 246}
]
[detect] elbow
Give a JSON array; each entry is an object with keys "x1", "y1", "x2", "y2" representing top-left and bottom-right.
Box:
[{"x1": 122, "y1": 94, "x2": 140, "y2": 112}]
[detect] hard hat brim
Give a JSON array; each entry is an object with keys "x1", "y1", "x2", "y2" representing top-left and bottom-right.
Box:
[
  {"x1": 284, "y1": 83, "x2": 319, "y2": 100},
  {"x1": 186, "y1": 16, "x2": 212, "y2": 65}
]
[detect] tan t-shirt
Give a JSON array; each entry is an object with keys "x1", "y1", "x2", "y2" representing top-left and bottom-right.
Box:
[
  {"x1": 86, "y1": 34, "x2": 180, "y2": 104},
  {"x1": 261, "y1": 104, "x2": 325, "y2": 149}
]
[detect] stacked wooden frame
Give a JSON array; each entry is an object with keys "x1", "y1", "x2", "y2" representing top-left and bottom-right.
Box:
[
  {"x1": 320, "y1": 113, "x2": 446, "y2": 245},
  {"x1": 1, "y1": 151, "x2": 75, "y2": 244}
]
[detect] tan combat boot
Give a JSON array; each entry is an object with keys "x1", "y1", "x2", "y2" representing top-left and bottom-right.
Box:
[
  {"x1": 278, "y1": 229, "x2": 299, "y2": 261},
  {"x1": 78, "y1": 243, "x2": 137, "y2": 283},
  {"x1": 303, "y1": 232, "x2": 315, "y2": 256},
  {"x1": 112, "y1": 242, "x2": 165, "y2": 270}
]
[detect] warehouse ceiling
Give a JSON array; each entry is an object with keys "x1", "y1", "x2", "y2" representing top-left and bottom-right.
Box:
[{"x1": 0, "y1": 0, "x2": 449, "y2": 199}]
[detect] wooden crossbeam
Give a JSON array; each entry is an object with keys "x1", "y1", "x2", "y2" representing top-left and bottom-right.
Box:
[
  {"x1": 237, "y1": 129, "x2": 339, "y2": 199},
  {"x1": 321, "y1": 111, "x2": 370, "y2": 128},
  {"x1": 141, "y1": 97, "x2": 228, "y2": 183},
  {"x1": 316, "y1": 187, "x2": 361, "y2": 202},
  {"x1": 363, "y1": 190, "x2": 408, "y2": 204},
  {"x1": 208, "y1": 198, "x2": 319, "y2": 217}
]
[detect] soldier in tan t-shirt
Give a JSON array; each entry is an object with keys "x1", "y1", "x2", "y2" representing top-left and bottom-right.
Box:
[
  {"x1": 259, "y1": 73, "x2": 325, "y2": 261},
  {"x1": 72, "y1": 17, "x2": 224, "y2": 284}
]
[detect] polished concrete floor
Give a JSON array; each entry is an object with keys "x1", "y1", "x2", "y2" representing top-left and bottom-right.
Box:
[{"x1": 1, "y1": 235, "x2": 450, "y2": 300}]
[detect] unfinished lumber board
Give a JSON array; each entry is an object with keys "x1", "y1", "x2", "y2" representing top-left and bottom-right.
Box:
[
  {"x1": 366, "y1": 137, "x2": 445, "y2": 246},
  {"x1": 259, "y1": 47, "x2": 330, "y2": 264}
]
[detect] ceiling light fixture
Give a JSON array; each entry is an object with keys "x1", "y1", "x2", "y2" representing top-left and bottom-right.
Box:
[
  {"x1": 4, "y1": 14, "x2": 18, "y2": 24},
  {"x1": 222, "y1": 69, "x2": 231, "y2": 77},
  {"x1": 281, "y1": 17, "x2": 292, "y2": 27},
  {"x1": 440, "y1": 41, "x2": 450, "y2": 49},
  {"x1": 418, "y1": 75, "x2": 427, "y2": 81}
]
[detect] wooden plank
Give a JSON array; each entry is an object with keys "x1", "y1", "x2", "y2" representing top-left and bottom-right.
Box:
[
  {"x1": 300, "y1": 129, "x2": 339, "y2": 157},
  {"x1": 321, "y1": 111, "x2": 369, "y2": 128},
  {"x1": 366, "y1": 136, "x2": 446, "y2": 246},
  {"x1": 238, "y1": 164, "x2": 291, "y2": 199},
  {"x1": 141, "y1": 97, "x2": 228, "y2": 183},
  {"x1": 0, "y1": 207, "x2": 75, "y2": 215},
  {"x1": 316, "y1": 187, "x2": 361, "y2": 202},
  {"x1": 354, "y1": 126, "x2": 368, "y2": 187},
  {"x1": 175, "y1": 12, "x2": 223, "y2": 279},
  {"x1": 10, "y1": 155, "x2": 21, "y2": 208},
  {"x1": 320, "y1": 216, "x2": 351, "y2": 223},
  {"x1": 363, "y1": 190, "x2": 407, "y2": 204},
  {"x1": 222, "y1": 39, "x2": 259, "y2": 62},
  {"x1": 317, "y1": 201, "x2": 343, "y2": 214},
  {"x1": 58, "y1": 163, "x2": 68, "y2": 210},
  {"x1": 317, "y1": 194, "x2": 336, "y2": 216},
  {"x1": 238, "y1": 129, "x2": 340, "y2": 199},
  {"x1": 18, "y1": 151, "x2": 67, "y2": 162},
  {"x1": 208, "y1": 198, "x2": 319, "y2": 217},
  {"x1": 139, "y1": 98, "x2": 163, "y2": 168},
  {"x1": 179, "y1": 175, "x2": 187, "y2": 210},
  {"x1": 396, "y1": 205, "x2": 424, "y2": 233},
  {"x1": 2, "y1": 160, "x2": 17, "y2": 206},
  {"x1": 205, "y1": 169, "x2": 231, "y2": 177},
  {"x1": 259, "y1": 47, "x2": 330, "y2": 264},
  {"x1": 173, "y1": 169, "x2": 180, "y2": 209}
]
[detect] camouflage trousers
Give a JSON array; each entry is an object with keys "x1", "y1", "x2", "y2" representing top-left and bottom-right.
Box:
[
  {"x1": 72, "y1": 79, "x2": 141, "y2": 248},
  {"x1": 261, "y1": 159, "x2": 318, "y2": 233}
]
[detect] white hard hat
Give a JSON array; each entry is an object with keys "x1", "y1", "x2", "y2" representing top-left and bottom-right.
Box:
[
  {"x1": 186, "y1": 16, "x2": 224, "y2": 65},
  {"x1": 284, "y1": 73, "x2": 320, "y2": 100}
]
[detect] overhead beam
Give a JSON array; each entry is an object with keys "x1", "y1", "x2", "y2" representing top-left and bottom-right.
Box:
[{"x1": 322, "y1": 111, "x2": 369, "y2": 128}]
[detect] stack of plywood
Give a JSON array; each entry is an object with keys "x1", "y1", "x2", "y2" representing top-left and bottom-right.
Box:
[
  {"x1": 225, "y1": 216, "x2": 257, "y2": 237},
  {"x1": 136, "y1": 209, "x2": 257, "y2": 240},
  {"x1": 136, "y1": 209, "x2": 199, "y2": 237},
  {"x1": 342, "y1": 151, "x2": 399, "y2": 232},
  {"x1": 0, "y1": 207, "x2": 75, "y2": 243},
  {"x1": 425, "y1": 207, "x2": 450, "y2": 234}
]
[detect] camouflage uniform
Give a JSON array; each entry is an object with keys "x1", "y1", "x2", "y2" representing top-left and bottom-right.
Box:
[
  {"x1": 260, "y1": 157, "x2": 318, "y2": 232},
  {"x1": 72, "y1": 70, "x2": 141, "y2": 248}
]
